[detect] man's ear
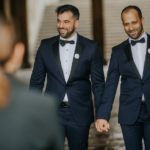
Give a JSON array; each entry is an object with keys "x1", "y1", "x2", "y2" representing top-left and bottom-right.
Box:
[
  {"x1": 12, "y1": 42, "x2": 25, "y2": 67},
  {"x1": 75, "y1": 20, "x2": 79, "y2": 28},
  {"x1": 4, "y1": 42, "x2": 25, "y2": 74},
  {"x1": 141, "y1": 17, "x2": 144, "y2": 25}
]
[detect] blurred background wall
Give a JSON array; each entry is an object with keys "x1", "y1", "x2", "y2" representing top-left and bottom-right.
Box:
[{"x1": 1, "y1": 0, "x2": 150, "y2": 68}]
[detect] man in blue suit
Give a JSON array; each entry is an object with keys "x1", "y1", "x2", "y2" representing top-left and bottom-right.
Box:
[
  {"x1": 96, "y1": 5, "x2": 150, "y2": 150},
  {"x1": 30, "y1": 4, "x2": 105, "y2": 150}
]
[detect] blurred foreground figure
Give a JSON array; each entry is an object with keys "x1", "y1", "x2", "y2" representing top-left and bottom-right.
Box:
[{"x1": 0, "y1": 15, "x2": 63, "y2": 150}]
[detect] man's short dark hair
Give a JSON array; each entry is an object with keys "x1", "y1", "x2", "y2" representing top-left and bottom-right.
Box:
[
  {"x1": 121, "y1": 5, "x2": 143, "y2": 20},
  {"x1": 56, "y1": 4, "x2": 80, "y2": 20}
]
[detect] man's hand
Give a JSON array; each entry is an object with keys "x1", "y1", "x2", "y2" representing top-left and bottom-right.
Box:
[{"x1": 95, "y1": 119, "x2": 110, "y2": 132}]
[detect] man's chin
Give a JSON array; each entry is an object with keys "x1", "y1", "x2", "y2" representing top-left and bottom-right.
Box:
[
  {"x1": 59, "y1": 33, "x2": 67, "y2": 38},
  {"x1": 129, "y1": 34, "x2": 137, "y2": 39},
  {"x1": 59, "y1": 32, "x2": 73, "y2": 39},
  {"x1": 128, "y1": 33, "x2": 139, "y2": 39}
]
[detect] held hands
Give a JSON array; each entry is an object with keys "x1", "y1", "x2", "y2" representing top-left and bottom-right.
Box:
[{"x1": 95, "y1": 119, "x2": 110, "y2": 133}]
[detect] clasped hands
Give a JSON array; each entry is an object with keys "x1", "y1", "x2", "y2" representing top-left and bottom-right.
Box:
[{"x1": 95, "y1": 119, "x2": 110, "y2": 132}]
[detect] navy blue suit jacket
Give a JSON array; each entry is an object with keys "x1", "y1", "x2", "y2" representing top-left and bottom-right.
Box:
[
  {"x1": 98, "y1": 34, "x2": 150, "y2": 125},
  {"x1": 30, "y1": 34, "x2": 105, "y2": 125}
]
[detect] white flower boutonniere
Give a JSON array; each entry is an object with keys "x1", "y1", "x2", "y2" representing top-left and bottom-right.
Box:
[
  {"x1": 148, "y1": 48, "x2": 150, "y2": 54},
  {"x1": 74, "y1": 53, "x2": 80, "y2": 59}
]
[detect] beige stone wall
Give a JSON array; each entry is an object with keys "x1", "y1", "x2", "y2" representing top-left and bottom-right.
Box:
[{"x1": 26, "y1": 0, "x2": 59, "y2": 63}]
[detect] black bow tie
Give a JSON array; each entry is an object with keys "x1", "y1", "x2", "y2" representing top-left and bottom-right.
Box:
[
  {"x1": 131, "y1": 38, "x2": 145, "y2": 46},
  {"x1": 59, "y1": 39, "x2": 75, "y2": 46}
]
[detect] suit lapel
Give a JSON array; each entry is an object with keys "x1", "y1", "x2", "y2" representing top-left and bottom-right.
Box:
[
  {"x1": 68, "y1": 35, "x2": 84, "y2": 82},
  {"x1": 52, "y1": 39, "x2": 66, "y2": 82},
  {"x1": 123, "y1": 41, "x2": 141, "y2": 79},
  {"x1": 143, "y1": 34, "x2": 150, "y2": 79}
]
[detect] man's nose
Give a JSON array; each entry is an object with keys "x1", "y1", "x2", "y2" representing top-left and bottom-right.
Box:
[
  {"x1": 129, "y1": 24, "x2": 134, "y2": 31},
  {"x1": 58, "y1": 22, "x2": 64, "y2": 28}
]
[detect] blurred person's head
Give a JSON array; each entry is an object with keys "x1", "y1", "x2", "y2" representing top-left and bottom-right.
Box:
[
  {"x1": 56, "y1": 4, "x2": 80, "y2": 39},
  {"x1": 121, "y1": 5, "x2": 144, "y2": 39},
  {"x1": 0, "y1": 15, "x2": 25, "y2": 74},
  {"x1": 0, "y1": 15, "x2": 25, "y2": 108}
]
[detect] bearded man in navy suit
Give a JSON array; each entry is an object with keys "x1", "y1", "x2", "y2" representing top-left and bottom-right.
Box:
[
  {"x1": 30, "y1": 4, "x2": 105, "y2": 150},
  {"x1": 96, "y1": 5, "x2": 150, "y2": 150}
]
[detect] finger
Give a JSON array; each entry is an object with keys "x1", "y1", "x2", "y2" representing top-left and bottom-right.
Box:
[
  {"x1": 100, "y1": 123, "x2": 109, "y2": 132},
  {"x1": 95, "y1": 122, "x2": 103, "y2": 133},
  {"x1": 95, "y1": 122, "x2": 99, "y2": 131},
  {"x1": 107, "y1": 123, "x2": 110, "y2": 130}
]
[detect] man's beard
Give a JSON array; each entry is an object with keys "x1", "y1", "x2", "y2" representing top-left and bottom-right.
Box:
[{"x1": 58, "y1": 28, "x2": 75, "y2": 39}]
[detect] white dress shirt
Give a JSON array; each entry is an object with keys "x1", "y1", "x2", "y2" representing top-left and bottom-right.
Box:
[
  {"x1": 59, "y1": 33, "x2": 77, "y2": 102},
  {"x1": 130, "y1": 32, "x2": 147, "y2": 78},
  {"x1": 129, "y1": 32, "x2": 147, "y2": 101}
]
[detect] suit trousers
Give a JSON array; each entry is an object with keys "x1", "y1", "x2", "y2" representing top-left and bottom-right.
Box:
[
  {"x1": 58, "y1": 104, "x2": 90, "y2": 150},
  {"x1": 121, "y1": 102, "x2": 150, "y2": 150}
]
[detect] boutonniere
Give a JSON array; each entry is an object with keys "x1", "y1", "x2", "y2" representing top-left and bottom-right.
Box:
[
  {"x1": 148, "y1": 48, "x2": 150, "y2": 54},
  {"x1": 74, "y1": 53, "x2": 80, "y2": 59}
]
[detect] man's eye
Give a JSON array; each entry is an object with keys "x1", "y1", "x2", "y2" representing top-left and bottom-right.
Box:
[{"x1": 64, "y1": 21, "x2": 70, "y2": 23}]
